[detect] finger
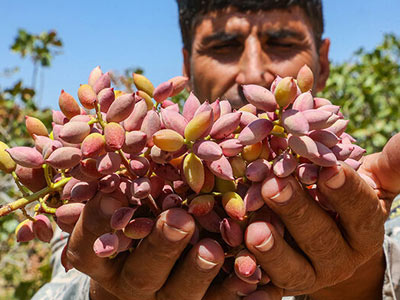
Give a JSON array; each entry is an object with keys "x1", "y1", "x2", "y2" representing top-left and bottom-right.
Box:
[
  {"x1": 203, "y1": 274, "x2": 257, "y2": 300},
  {"x1": 363, "y1": 132, "x2": 400, "y2": 194},
  {"x1": 318, "y1": 162, "x2": 385, "y2": 254},
  {"x1": 245, "y1": 221, "x2": 315, "y2": 292},
  {"x1": 243, "y1": 284, "x2": 283, "y2": 300},
  {"x1": 261, "y1": 174, "x2": 353, "y2": 282},
  {"x1": 67, "y1": 192, "x2": 127, "y2": 282},
  {"x1": 158, "y1": 238, "x2": 224, "y2": 300},
  {"x1": 89, "y1": 279, "x2": 120, "y2": 300},
  {"x1": 119, "y1": 208, "x2": 195, "y2": 299}
]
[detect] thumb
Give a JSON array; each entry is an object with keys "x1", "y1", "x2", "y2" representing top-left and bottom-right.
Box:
[{"x1": 363, "y1": 132, "x2": 400, "y2": 194}]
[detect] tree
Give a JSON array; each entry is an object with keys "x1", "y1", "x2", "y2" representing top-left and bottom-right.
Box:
[
  {"x1": 11, "y1": 29, "x2": 63, "y2": 93},
  {"x1": 0, "y1": 29, "x2": 63, "y2": 300},
  {"x1": 319, "y1": 33, "x2": 400, "y2": 154}
]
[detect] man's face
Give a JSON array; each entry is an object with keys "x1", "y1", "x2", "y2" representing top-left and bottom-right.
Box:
[{"x1": 183, "y1": 6, "x2": 330, "y2": 109}]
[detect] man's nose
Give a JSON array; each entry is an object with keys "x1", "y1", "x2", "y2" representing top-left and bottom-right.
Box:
[{"x1": 235, "y1": 35, "x2": 273, "y2": 87}]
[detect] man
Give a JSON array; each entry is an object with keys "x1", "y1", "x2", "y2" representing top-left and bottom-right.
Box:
[{"x1": 32, "y1": 1, "x2": 400, "y2": 299}]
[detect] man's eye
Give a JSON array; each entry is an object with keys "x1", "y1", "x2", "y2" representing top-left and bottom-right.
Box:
[
  {"x1": 211, "y1": 42, "x2": 241, "y2": 52},
  {"x1": 268, "y1": 41, "x2": 294, "y2": 48}
]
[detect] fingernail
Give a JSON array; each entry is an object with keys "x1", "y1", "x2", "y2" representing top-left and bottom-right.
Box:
[
  {"x1": 162, "y1": 209, "x2": 191, "y2": 242},
  {"x1": 246, "y1": 222, "x2": 274, "y2": 252},
  {"x1": 244, "y1": 290, "x2": 273, "y2": 300},
  {"x1": 196, "y1": 242, "x2": 219, "y2": 270},
  {"x1": 325, "y1": 166, "x2": 345, "y2": 189},
  {"x1": 197, "y1": 254, "x2": 218, "y2": 270},
  {"x1": 196, "y1": 239, "x2": 224, "y2": 270},
  {"x1": 163, "y1": 223, "x2": 188, "y2": 242},
  {"x1": 270, "y1": 182, "x2": 293, "y2": 204},
  {"x1": 255, "y1": 234, "x2": 274, "y2": 252}
]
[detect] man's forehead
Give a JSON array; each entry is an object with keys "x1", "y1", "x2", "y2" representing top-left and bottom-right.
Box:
[{"x1": 193, "y1": 6, "x2": 312, "y2": 37}]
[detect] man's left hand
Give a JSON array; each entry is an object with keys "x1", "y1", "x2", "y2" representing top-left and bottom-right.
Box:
[{"x1": 243, "y1": 133, "x2": 400, "y2": 299}]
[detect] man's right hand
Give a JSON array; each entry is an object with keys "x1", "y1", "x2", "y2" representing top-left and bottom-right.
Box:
[{"x1": 66, "y1": 194, "x2": 226, "y2": 300}]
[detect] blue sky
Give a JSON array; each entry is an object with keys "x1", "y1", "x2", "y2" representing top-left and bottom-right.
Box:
[{"x1": 1, "y1": 0, "x2": 399, "y2": 109}]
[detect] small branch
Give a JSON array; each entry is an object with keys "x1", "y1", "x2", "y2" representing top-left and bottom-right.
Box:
[
  {"x1": 32, "y1": 62, "x2": 39, "y2": 90},
  {"x1": 0, "y1": 177, "x2": 71, "y2": 217}
]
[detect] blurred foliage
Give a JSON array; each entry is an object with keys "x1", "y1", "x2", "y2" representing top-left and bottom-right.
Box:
[
  {"x1": 319, "y1": 33, "x2": 400, "y2": 154},
  {"x1": 0, "y1": 212, "x2": 52, "y2": 300},
  {"x1": 0, "y1": 29, "x2": 62, "y2": 299},
  {"x1": 0, "y1": 79, "x2": 52, "y2": 147},
  {"x1": 11, "y1": 29, "x2": 62, "y2": 68},
  {"x1": 110, "y1": 67, "x2": 144, "y2": 93},
  {"x1": 0, "y1": 29, "x2": 62, "y2": 147},
  {"x1": 10, "y1": 29, "x2": 63, "y2": 105},
  {"x1": 171, "y1": 88, "x2": 189, "y2": 113}
]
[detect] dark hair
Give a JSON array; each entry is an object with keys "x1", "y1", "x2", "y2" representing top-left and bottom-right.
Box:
[{"x1": 176, "y1": 0, "x2": 324, "y2": 53}]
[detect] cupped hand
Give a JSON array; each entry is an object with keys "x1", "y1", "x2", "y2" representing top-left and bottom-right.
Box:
[
  {"x1": 243, "y1": 133, "x2": 400, "y2": 299},
  {"x1": 66, "y1": 194, "x2": 226, "y2": 300}
]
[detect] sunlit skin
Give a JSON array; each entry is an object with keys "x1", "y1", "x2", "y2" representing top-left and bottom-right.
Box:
[{"x1": 183, "y1": 6, "x2": 330, "y2": 109}]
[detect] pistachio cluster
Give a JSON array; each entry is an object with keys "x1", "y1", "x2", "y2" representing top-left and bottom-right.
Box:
[{"x1": 0, "y1": 65, "x2": 365, "y2": 287}]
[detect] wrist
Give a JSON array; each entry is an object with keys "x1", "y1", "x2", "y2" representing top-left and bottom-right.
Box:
[
  {"x1": 308, "y1": 249, "x2": 385, "y2": 300},
  {"x1": 89, "y1": 279, "x2": 120, "y2": 300}
]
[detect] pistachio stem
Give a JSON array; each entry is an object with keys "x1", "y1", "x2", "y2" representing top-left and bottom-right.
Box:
[
  {"x1": 87, "y1": 118, "x2": 98, "y2": 126},
  {"x1": 278, "y1": 107, "x2": 283, "y2": 126},
  {"x1": 117, "y1": 150, "x2": 136, "y2": 179},
  {"x1": 211, "y1": 192, "x2": 222, "y2": 196},
  {"x1": 21, "y1": 207, "x2": 35, "y2": 221},
  {"x1": 94, "y1": 101, "x2": 106, "y2": 129},
  {"x1": 183, "y1": 138, "x2": 193, "y2": 149},
  {"x1": 39, "y1": 195, "x2": 57, "y2": 214},
  {"x1": 146, "y1": 194, "x2": 161, "y2": 216},
  {"x1": 43, "y1": 164, "x2": 53, "y2": 187}
]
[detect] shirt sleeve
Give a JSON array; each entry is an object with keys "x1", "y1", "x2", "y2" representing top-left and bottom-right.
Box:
[
  {"x1": 383, "y1": 194, "x2": 400, "y2": 299},
  {"x1": 31, "y1": 227, "x2": 91, "y2": 300}
]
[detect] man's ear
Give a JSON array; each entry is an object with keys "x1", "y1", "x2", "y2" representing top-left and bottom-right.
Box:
[
  {"x1": 182, "y1": 48, "x2": 193, "y2": 92},
  {"x1": 315, "y1": 38, "x2": 330, "y2": 93}
]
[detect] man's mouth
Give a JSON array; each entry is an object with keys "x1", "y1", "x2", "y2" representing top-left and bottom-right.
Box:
[{"x1": 217, "y1": 85, "x2": 250, "y2": 109}]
